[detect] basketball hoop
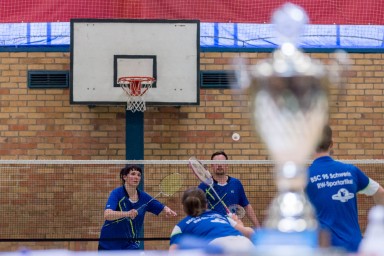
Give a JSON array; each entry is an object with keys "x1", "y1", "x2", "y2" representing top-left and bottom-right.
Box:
[{"x1": 118, "y1": 76, "x2": 156, "y2": 112}]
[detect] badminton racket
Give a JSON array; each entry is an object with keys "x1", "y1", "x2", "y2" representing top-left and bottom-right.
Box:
[
  {"x1": 135, "y1": 172, "x2": 183, "y2": 213},
  {"x1": 188, "y1": 156, "x2": 232, "y2": 217},
  {"x1": 228, "y1": 204, "x2": 246, "y2": 219}
]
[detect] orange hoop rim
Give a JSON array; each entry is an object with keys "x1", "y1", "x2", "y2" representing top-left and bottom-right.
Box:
[
  {"x1": 118, "y1": 76, "x2": 155, "y2": 97},
  {"x1": 118, "y1": 76, "x2": 156, "y2": 84}
]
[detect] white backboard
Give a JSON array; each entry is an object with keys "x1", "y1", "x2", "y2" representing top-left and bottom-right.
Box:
[{"x1": 70, "y1": 19, "x2": 200, "y2": 106}]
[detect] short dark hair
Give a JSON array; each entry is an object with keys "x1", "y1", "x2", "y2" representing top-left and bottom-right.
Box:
[
  {"x1": 211, "y1": 151, "x2": 228, "y2": 160},
  {"x1": 182, "y1": 187, "x2": 207, "y2": 217},
  {"x1": 120, "y1": 165, "x2": 142, "y2": 184},
  {"x1": 316, "y1": 125, "x2": 333, "y2": 153}
]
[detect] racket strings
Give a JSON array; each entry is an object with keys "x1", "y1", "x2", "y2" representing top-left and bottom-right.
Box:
[
  {"x1": 189, "y1": 158, "x2": 213, "y2": 185},
  {"x1": 135, "y1": 172, "x2": 183, "y2": 213},
  {"x1": 159, "y1": 173, "x2": 183, "y2": 196},
  {"x1": 229, "y1": 204, "x2": 246, "y2": 219}
]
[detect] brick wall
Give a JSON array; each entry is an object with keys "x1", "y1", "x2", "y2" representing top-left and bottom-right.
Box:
[
  {"x1": 145, "y1": 52, "x2": 384, "y2": 160},
  {"x1": 0, "y1": 52, "x2": 127, "y2": 160},
  {"x1": 1, "y1": 51, "x2": 384, "y2": 160}
]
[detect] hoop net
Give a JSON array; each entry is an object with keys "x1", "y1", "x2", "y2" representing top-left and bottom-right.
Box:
[{"x1": 118, "y1": 76, "x2": 156, "y2": 112}]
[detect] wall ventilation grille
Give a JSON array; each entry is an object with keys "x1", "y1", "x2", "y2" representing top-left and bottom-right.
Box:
[
  {"x1": 28, "y1": 71, "x2": 69, "y2": 88},
  {"x1": 200, "y1": 71, "x2": 237, "y2": 88}
]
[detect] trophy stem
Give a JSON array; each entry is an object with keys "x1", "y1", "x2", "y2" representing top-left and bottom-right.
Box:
[
  {"x1": 275, "y1": 161, "x2": 307, "y2": 192},
  {"x1": 266, "y1": 161, "x2": 318, "y2": 232},
  {"x1": 252, "y1": 161, "x2": 318, "y2": 254}
]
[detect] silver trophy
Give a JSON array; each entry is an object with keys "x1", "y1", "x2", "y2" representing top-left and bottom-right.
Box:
[{"x1": 246, "y1": 3, "x2": 336, "y2": 254}]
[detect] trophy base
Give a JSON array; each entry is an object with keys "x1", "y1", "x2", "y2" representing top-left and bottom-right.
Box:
[{"x1": 252, "y1": 228, "x2": 318, "y2": 255}]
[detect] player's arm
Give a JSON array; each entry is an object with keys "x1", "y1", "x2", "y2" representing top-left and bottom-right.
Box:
[
  {"x1": 146, "y1": 196, "x2": 177, "y2": 217},
  {"x1": 236, "y1": 180, "x2": 261, "y2": 228},
  {"x1": 373, "y1": 185, "x2": 384, "y2": 205},
  {"x1": 228, "y1": 214, "x2": 254, "y2": 238},
  {"x1": 160, "y1": 206, "x2": 177, "y2": 217},
  {"x1": 104, "y1": 208, "x2": 138, "y2": 220},
  {"x1": 359, "y1": 178, "x2": 384, "y2": 205},
  {"x1": 103, "y1": 191, "x2": 138, "y2": 220},
  {"x1": 244, "y1": 204, "x2": 261, "y2": 228}
]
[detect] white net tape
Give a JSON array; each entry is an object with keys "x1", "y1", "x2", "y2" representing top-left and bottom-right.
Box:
[{"x1": 118, "y1": 77, "x2": 155, "y2": 112}]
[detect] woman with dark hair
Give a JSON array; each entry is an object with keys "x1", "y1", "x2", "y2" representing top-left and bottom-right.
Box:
[
  {"x1": 169, "y1": 187, "x2": 254, "y2": 252},
  {"x1": 99, "y1": 165, "x2": 177, "y2": 250}
]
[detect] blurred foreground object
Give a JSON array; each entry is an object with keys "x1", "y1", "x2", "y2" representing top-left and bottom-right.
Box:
[
  {"x1": 244, "y1": 3, "x2": 347, "y2": 255},
  {"x1": 358, "y1": 205, "x2": 384, "y2": 255}
]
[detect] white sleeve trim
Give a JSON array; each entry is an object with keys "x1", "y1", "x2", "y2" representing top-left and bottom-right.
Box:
[
  {"x1": 170, "y1": 225, "x2": 182, "y2": 237},
  {"x1": 227, "y1": 216, "x2": 237, "y2": 227},
  {"x1": 358, "y1": 178, "x2": 380, "y2": 196}
]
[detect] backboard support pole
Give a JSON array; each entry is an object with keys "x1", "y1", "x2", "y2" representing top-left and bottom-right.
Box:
[{"x1": 125, "y1": 110, "x2": 145, "y2": 249}]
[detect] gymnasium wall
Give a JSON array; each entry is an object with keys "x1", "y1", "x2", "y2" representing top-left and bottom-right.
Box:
[
  {"x1": 0, "y1": 51, "x2": 384, "y2": 161},
  {"x1": 0, "y1": 50, "x2": 384, "y2": 251}
]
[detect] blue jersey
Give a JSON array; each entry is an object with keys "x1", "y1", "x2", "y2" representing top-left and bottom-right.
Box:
[
  {"x1": 170, "y1": 210, "x2": 242, "y2": 246},
  {"x1": 98, "y1": 186, "x2": 164, "y2": 250},
  {"x1": 198, "y1": 176, "x2": 249, "y2": 216},
  {"x1": 305, "y1": 156, "x2": 370, "y2": 252}
]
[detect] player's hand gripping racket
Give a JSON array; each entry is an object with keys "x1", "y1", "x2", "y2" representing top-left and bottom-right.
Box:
[
  {"x1": 135, "y1": 172, "x2": 183, "y2": 214},
  {"x1": 188, "y1": 156, "x2": 235, "y2": 217}
]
